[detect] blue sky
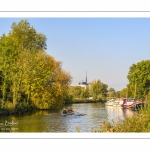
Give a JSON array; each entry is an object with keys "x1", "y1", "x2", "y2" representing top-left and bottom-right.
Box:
[{"x1": 0, "y1": 18, "x2": 150, "y2": 91}]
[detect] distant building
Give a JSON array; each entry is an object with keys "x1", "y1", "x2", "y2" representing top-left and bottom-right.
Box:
[{"x1": 77, "y1": 72, "x2": 89, "y2": 89}]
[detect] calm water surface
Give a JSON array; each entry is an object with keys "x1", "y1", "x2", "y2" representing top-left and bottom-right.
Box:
[{"x1": 0, "y1": 103, "x2": 135, "y2": 132}]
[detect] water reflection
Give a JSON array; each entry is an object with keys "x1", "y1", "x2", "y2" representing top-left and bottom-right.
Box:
[
  {"x1": 105, "y1": 106, "x2": 135, "y2": 123},
  {"x1": 0, "y1": 103, "x2": 135, "y2": 132}
]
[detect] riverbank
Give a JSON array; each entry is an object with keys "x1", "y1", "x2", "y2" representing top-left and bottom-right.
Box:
[
  {"x1": 0, "y1": 108, "x2": 36, "y2": 116},
  {"x1": 65, "y1": 99, "x2": 107, "y2": 104},
  {"x1": 0, "y1": 99, "x2": 106, "y2": 116},
  {"x1": 0, "y1": 102, "x2": 36, "y2": 116}
]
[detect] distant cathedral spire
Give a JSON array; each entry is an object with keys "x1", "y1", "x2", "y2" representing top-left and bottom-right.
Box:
[{"x1": 86, "y1": 71, "x2": 87, "y2": 83}]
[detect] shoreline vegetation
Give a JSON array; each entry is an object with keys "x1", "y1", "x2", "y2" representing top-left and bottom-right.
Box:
[
  {"x1": 1, "y1": 19, "x2": 150, "y2": 132},
  {"x1": 65, "y1": 98, "x2": 106, "y2": 104},
  {"x1": 0, "y1": 99, "x2": 105, "y2": 116},
  {"x1": 70, "y1": 99, "x2": 106, "y2": 104}
]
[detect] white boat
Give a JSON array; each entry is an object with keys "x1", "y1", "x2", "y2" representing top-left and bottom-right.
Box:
[
  {"x1": 113, "y1": 99, "x2": 123, "y2": 107},
  {"x1": 105, "y1": 99, "x2": 115, "y2": 106}
]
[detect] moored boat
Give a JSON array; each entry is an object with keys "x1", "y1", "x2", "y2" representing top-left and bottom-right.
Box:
[
  {"x1": 105, "y1": 99, "x2": 115, "y2": 106},
  {"x1": 122, "y1": 98, "x2": 143, "y2": 109},
  {"x1": 113, "y1": 99, "x2": 123, "y2": 107}
]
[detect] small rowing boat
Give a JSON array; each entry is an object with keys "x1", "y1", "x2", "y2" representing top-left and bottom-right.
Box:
[
  {"x1": 74, "y1": 113, "x2": 86, "y2": 116},
  {"x1": 62, "y1": 108, "x2": 74, "y2": 116}
]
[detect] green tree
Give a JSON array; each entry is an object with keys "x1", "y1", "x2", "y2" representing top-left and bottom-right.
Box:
[
  {"x1": 0, "y1": 19, "x2": 72, "y2": 111},
  {"x1": 121, "y1": 88, "x2": 128, "y2": 98},
  {"x1": 127, "y1": 60, "x2": 150, "y2": 99},
  {"x1": 0, "y1": 20, "x2": 47, "y2": 107},
  {"x1": 80, "y1": 88, "x2": 89, "y2": 100},
  {"x1": 90, "y1": 79, "x2": 108, "y2": 100},
  {"x1": 108, "y1": 88, "x2": 116, "y2": 98},
  {"x1": 69, "y1": 86, "x2": 82, "y2": 99},
  {"x1": 116, "y1": 91, "x2": 121, "y2": 98}
]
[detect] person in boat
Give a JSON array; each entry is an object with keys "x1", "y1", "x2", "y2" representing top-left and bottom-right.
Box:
[
  {"x1": 67, "y1": 108, "x2": 74, "y2": 113},
  {"x1": 62, "y1": 109, "x2": 67, "y2": 114}
]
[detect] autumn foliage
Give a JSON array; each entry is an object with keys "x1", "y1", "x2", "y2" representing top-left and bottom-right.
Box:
[{"x1": 0, "y1": 20, "x2": 72, "y2": 111}]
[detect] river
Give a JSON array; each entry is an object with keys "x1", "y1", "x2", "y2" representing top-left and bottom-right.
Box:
[{"x1": 0, "y1": 103, "x2": 135, "y2": 132}]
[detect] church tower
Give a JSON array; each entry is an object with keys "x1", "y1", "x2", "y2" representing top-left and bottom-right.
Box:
[
  {"x1": 77, "y1": 71, "x2": 89, "y2": 88},
  {"x1": 86, "y1": 71, "x2": 87, "y2": 84}
]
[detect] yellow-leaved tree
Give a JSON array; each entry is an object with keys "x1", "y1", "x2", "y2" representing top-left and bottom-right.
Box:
[{"x1": 0, "y1": 19, "x2": 72, "y2": 111}]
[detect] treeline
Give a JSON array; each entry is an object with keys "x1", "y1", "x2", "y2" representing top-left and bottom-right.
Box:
[
  {"x1": 119, "y1": 60, "x2": 150, "y2": 100},
  {"x1": 97, "y1": 59, "x2": 150, "y2": 100},
  {"x1": 0, "y1": 20, "x2": 72, "y2": 113},
  {"x1": 68, "y1": 59, "x2": 150, "y2": 104},
  {"x1": 67, "y1": 79, "x2": 108, "y2": 103},
  {"x1": 97, "y1": 60, "x2": 150, "y2": 132}
]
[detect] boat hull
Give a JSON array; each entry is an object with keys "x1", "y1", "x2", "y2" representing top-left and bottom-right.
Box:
[
  {"x1": 61, "y1": 112, "x2": 74, "y2": 116},
  {"x1": 105, "y1": 99, "x2": 114, "y2": 106},
  {"x1": 122, "y1": 101, "x2": 143, "y2": 109},
  {"x1": 113, "y1": 104, "x2": 122, "y2": 107}
]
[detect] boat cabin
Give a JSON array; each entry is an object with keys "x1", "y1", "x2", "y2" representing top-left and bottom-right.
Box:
[{"x1": 123, "y1": 98, "x2": 136, "y2": 104}]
